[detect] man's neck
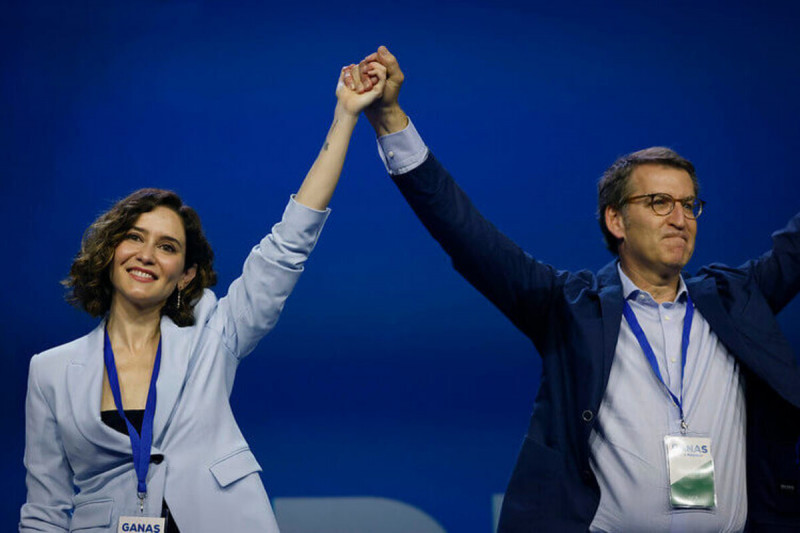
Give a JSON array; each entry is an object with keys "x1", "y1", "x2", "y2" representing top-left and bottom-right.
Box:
[{"x1": 618, "y1": 260, "x2": 681, "y2": 304}]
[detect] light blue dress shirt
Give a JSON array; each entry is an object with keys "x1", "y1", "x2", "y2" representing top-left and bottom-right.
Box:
[
  {"x1": 588, "y1": 266, "x2": 746, "y2": 532},
  {"x1": 377, "y1": 123, "x2": 747, "y2": 532}
]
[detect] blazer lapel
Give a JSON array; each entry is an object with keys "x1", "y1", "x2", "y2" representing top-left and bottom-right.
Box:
[
  {"x1": 66, "y1": 322, "x2": 132, "y2": 455},
  {"x1": 597, "y1": 261, "x2": 623, "y2": 391},
  {"x1": 685, "y1": 276, "x2": 740, "y2": 348},
  {"x1": 688, "y1": 275, "x2": 800, "y2": 407},
  {"x1": 152, "y1": 316, "x2": 191, "y2": 447},
  {"x1": 67, "y1": 320, "x2": 178, "y2": 455}
]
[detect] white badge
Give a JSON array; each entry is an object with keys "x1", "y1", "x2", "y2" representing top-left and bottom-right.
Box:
[
  {"x1": 664, "y1": 435, "x2": 716, "y2": 509},
  {"x1": 118, "y1": 516, "x2": 166, "y2": 533}
]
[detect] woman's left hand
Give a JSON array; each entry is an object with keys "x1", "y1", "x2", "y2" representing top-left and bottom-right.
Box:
[{"x1": 336, "y1": 61, "x2": 387, "y2": 116}]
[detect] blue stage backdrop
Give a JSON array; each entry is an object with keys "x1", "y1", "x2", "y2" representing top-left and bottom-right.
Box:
[{"x1": 3, "y1": 1, "x2": 799, "y2": 531}]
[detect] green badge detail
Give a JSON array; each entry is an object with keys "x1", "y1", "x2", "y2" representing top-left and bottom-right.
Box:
[{"x1": 670, "y1": 460, "x2": 716, "y2": 508}]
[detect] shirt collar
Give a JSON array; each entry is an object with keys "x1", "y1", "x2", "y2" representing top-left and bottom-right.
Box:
[{"x1": 617, "y1": 262, "x2": 688, "y2": 304}]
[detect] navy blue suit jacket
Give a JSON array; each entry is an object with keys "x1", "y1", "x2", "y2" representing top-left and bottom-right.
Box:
[{"x1": 391, "y1": 154, "x2": 800, "y2": 532}]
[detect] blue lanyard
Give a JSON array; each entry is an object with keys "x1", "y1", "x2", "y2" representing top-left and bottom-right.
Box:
[
  {"x1": 103, "y1": 328, "x2": 161, "y2": 510},
  {"x1": 622, "y1": 293, "x2": 694, "y2": 434}
]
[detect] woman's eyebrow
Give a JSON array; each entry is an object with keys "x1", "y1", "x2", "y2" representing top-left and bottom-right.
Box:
[{"x1": 130, "y1": 226, "x2": 184, "y2": 248}]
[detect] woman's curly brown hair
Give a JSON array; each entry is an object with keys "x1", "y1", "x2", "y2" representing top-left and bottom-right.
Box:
[{"x1": 63, "y1": 188, "x2": 217, "y2": 327}]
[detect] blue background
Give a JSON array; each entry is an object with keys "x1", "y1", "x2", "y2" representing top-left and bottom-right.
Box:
[{"x1": 3, "y1": 1, "x2": 799, "y2": 530}]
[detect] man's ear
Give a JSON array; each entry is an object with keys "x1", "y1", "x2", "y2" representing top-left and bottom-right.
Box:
[{"x1": 605, "y1": 205, "x2": 626, "y2": 241}]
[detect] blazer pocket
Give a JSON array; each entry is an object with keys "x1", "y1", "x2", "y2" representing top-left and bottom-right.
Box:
[
  {"x1": 70, "y1": 499, "x2": 113, "y2": 531},
  {"x1": 209, "y1": 447, "x2": 262, "y2": 488}
]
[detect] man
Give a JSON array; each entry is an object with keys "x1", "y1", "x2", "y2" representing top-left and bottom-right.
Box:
[{"x1": 344, "y1": 48, "x2": 800, "y2": 531}]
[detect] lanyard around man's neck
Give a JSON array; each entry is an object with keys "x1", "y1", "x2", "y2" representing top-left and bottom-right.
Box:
[{"x1": 622, "y1": 292, "x2": 694, "y2": 434}]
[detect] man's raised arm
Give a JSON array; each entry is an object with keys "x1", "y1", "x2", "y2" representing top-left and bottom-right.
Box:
[{"x1": 343, "y1": 46, "x2": 563, "y2": 342}]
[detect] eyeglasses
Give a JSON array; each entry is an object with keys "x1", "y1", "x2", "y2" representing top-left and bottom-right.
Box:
[{"x1": 622, "y1": 193, "x2": 705, "y2": 219}]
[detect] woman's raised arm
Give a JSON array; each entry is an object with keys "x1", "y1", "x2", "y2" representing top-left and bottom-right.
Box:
[{"x1": 294, "y1": 62, "x2": 387, "y2": 210}]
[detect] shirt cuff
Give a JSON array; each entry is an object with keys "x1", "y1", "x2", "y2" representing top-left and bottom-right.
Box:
[
  {"x1": 289, "y1": 194, "x2": 331, "y2": 215},
  {"x1": 274, "y1": 195, "x2": 330, "y2": 248},
  {"x1": 376, "y1": 118, "x2": 429, "y2": 175}
]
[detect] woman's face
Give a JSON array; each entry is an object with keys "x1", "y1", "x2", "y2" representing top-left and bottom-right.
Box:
[{"x1": 109, "y1": 206, "x2": 196, "y2": 313}]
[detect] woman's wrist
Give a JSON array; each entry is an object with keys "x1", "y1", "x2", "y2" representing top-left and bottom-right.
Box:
[{"x1": 334, "y1": 101, "x2": 361, "y2": 122}]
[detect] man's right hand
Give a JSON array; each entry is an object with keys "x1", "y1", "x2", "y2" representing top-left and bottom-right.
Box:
[{"x1": 359, "y1": 46, "x2": 409, "y2": 137}]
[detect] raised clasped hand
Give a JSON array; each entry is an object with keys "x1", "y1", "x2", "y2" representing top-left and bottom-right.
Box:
[
  {"x1": 336, "y1": 61, "x2": 386, "y2": 116},
  {"x1": 343, "y1": 46, "x2": 407, "y2": 136}
]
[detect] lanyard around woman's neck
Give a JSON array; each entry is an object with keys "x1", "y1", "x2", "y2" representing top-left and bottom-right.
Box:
[{"x1": 103, "y1": 327, "x2": 161, "y2": 512}]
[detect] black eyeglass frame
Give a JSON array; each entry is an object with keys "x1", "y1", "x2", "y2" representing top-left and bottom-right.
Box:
[{"x1": 621, "y1": 193, "x2": 705, "y2": 219}]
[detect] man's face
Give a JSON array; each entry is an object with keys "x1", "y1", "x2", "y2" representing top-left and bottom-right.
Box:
[{"x1": 608, "y1": 164, "x2": 698, "y2": 277}]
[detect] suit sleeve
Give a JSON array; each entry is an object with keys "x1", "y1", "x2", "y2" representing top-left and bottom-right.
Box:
[
  {"x1": 210, "y1": 196, "x2": 330, "y2": 360},
  {"x1": 745, "y1": 212, "x2": 800, "y2": 314},
  {"x1": 391, "y1": 153, "x2": 567, "y2": 343},
  {"x1": 19, "y1": 356, "x2": 73, "y2": 532}
]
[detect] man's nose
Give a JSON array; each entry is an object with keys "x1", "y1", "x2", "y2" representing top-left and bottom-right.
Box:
[{"x1": 667, "y1": 202, "x2": 687, "y2": 227}]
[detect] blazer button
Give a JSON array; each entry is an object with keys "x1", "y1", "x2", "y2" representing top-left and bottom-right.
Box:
[
  {"x1": 151, "y1": 454, "x2": 164, "y2": 464},
  {"x1": 582, "y1": 410, "x2": 594, "y2": 422}
]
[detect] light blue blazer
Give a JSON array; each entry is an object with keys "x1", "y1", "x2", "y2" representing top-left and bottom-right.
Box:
[{"x1": 20, "y1": 198, "x2": 329, "y2": 532}]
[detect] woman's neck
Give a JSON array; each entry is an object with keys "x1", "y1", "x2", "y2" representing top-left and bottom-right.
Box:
[{"x1": 107, "y1": 298, "x2": 162, "y2": 353}]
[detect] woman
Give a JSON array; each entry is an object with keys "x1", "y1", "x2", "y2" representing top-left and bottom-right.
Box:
[{"x1": 20, "y1": 61, "x2": 385, "y2": 532}]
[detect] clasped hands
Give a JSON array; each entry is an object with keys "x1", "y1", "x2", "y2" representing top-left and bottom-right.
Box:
[{"x1": 337, "y1": 46, "x2": 407, "y2": 134}]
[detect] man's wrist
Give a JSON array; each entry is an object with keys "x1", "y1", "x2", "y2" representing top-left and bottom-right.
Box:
[
  {"x1": 376, "y1": 117, "x2": 428, "y2": 175},
  {"x1": 365, "y1": 105, "x2": 409, "y2": 137}
]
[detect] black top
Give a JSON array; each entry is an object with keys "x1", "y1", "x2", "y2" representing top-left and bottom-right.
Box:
[
  {"x1": 101, "y1": 409, "x2": 145, "y2": 435},
  {"x1": 101, "y1": 409, "x2": 180, "y2": 533}
]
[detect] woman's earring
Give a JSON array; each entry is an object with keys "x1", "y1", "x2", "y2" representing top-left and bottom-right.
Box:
[{"x1": 176, "y1": 286, "x2": 182, "y2": 309}]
